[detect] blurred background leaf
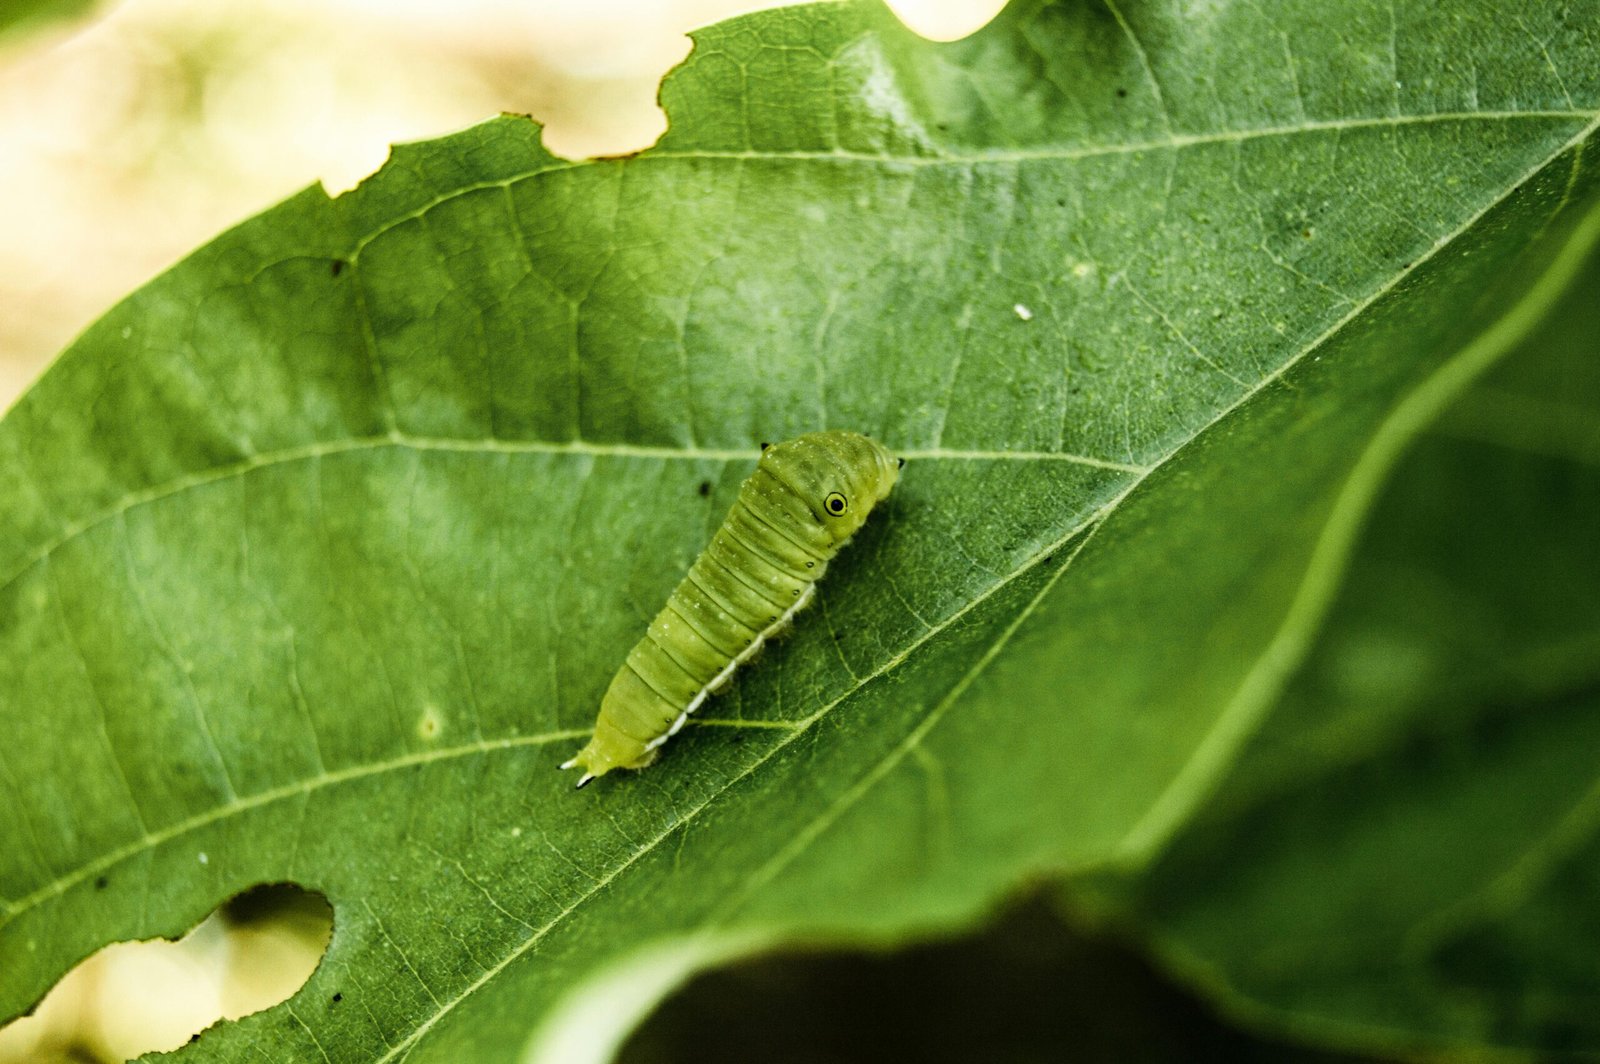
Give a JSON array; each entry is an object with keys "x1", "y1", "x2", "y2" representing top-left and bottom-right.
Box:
[{"x1": 1088, "y1": 206, "x2": 1600, "y2": 1059}]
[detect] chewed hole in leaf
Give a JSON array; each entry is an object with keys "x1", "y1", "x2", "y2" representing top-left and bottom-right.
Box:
[{"x1": 0, "y1": 884, "x2": 332, "y2": 1063}]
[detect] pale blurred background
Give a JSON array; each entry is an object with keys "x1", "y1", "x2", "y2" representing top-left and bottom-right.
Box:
[
  {"x1": 0, "y1": 0, "x2": 1005, "y2": 410},
  {"x1": 0, "y1": 0, "x2": 1001, "y2": 1059}
]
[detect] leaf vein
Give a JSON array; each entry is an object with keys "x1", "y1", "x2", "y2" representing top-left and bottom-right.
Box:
[{"x1": 0, "y1": 731, "x2": 585, "y2": 922}]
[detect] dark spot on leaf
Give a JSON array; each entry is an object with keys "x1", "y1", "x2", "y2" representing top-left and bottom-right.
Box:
[
  {"x1": 332, "y1": 992, "x2": 343, "y2": 1003},
  {"x1": 190, "y1": 1034, "x2": 201, "y2": 1044},
  {"x1": 698, "y1": 480, "x2": 712, "y2": 496},
  {"x1": 1044, "y1": 554, "x2": 1056, "y2": 565},
  {"x1": 1116, "y1": 87, "x2": 1128, "y2": 98},
  {"x1": 760, "y1": 442, "x2": 770, "y2": 451},
  {"x1": 95, "y1": 875, "x2": 109, "y2": 890},
  {"x1": 330, "y1": 259, "x2": 347, "y2": 277}
]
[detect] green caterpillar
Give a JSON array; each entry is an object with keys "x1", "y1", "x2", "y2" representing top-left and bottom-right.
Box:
[{"x1": 561, "y1": 430, "x2": 901, "y2": 787}]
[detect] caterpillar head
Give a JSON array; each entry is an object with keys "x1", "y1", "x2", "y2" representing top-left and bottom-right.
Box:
[{"x1": 760, "y1": 430, "x2": 900, "y2": 548}]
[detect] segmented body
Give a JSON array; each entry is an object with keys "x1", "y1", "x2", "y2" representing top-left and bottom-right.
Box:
[{"x1": 562, "y1": 431, "x2": 900, "y2": 787}]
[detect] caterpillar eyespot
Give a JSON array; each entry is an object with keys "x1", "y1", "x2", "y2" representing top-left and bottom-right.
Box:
[{"x1": 560, "y1": 430, "x2": 901, "y2": 788}]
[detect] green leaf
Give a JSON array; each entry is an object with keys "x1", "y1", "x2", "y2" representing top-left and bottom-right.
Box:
[{"x1": 0, "y1": 0, "x2": 1596, "y2": 1060}]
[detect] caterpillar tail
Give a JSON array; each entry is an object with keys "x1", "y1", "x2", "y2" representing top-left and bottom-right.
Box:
[{"x1": 560, "y1": 740, "x2": 659, "y2": 789}]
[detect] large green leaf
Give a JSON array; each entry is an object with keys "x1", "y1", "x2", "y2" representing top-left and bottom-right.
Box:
[{"x1": 0, "y1": 0, "x2": 1596, "y2": 1059}]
